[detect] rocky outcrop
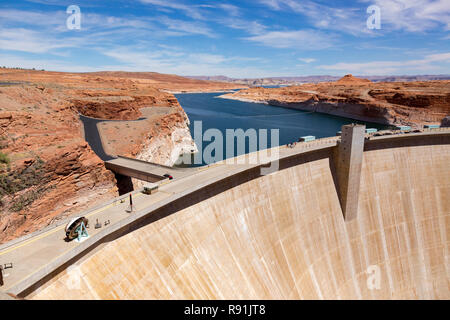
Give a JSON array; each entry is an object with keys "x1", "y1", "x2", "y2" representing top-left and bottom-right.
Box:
[
  {"x1": 87, "y1": 71, "x2": 247, "y2": 92},
  {"x1": 0, "y1": 69, "x2": 205, "y2": 243},
  {"x1": 336, "y1": 74, "x2": 372, "y2": 84},
  {"x1": 134, "y1": 112, "x2": 196, "y2": 166},
  {"x1": 220, "y1": 76, "x2": 450, "y2": 127}
]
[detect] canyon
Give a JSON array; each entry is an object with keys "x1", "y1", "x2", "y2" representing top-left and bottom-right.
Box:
[
  {"x1": 220, "y1": 75, "x2": 450, "y2": 127},
  {"x1": 0, "y1": 69, "x2": 241, "y2": 243}
]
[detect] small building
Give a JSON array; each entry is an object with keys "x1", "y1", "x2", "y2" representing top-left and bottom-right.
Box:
[
  {"x1": 299, "y1": 135, "x2": 316, "y2": 142},
  {"x1": 365, "y1": 128, "x2": 378, "y2": 134},
  {"x1": 396, "y1": 126, "x2": 411, "y2": 131},
  {"x1": 143, "y1": 183, "x2": 159, "y2": 195},
  {"x1": 424, "y1": 124, "x2": 440, "y2": 129}
]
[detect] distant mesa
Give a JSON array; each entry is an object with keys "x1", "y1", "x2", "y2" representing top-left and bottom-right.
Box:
[{"x1": 336, "y1": 74, "x2": 372, "y2": 84}]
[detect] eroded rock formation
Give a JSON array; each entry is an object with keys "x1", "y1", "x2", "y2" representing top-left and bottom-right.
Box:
[{"x1": 0, "y1": 69, "x2": 230, "y2": 243}]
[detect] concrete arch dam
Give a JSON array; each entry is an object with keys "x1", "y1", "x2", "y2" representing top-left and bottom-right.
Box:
[{"x1": 5, "y1": 129, "x2": 450, "y2": 299}]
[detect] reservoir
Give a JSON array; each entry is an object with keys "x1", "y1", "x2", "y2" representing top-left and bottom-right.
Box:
[{"x1": 175, "y1": 92, "x2": 389, "y2": 165}]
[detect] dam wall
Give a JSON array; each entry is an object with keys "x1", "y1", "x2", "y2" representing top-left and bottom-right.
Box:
[{"x1": 27, "y1": 134, "x2": 450, "y2": 299}]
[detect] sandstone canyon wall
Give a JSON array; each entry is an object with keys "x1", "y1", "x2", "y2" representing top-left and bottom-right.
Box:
[{"x1": 0, "y1": 69, "x2": 224, "y2": 243}]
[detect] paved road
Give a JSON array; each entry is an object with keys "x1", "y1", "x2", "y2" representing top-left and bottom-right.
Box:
[
  {"x1": 79, "y1": 113, "x2": 148, "y2": 161},
  {"x1": 79, "y1": 115, "x2": 115, "y2": 161}
]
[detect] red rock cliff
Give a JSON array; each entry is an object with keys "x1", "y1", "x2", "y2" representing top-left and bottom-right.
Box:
[{"x1": 0, "y1": 69, "x2": 221, "y2": 243}]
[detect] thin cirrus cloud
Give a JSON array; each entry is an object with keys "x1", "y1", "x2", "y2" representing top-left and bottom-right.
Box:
[
  {"x1": 258, "y1": 0, "x2": 450, "y2": 34},
  {"x1": 244, "y1": 30, "x2": 335, "y2": 50},
  {"x1": 0, "y1": 7, "x2": 219, "y2": 56},
  {"x1": 0, "y1": 28, "x2": 81, "y2": 53},
  {"x1": 318, "y1": 52, "x2": 450, "y2": 75},
  {"x1": 101, "y1": 47, "x2": 274, "y2": 77},
  {"x1": 140, "y1": 0, "x2": 243, "y2": 20},
  {"x1": 0, "y1": 9, "x2": 66, "y2": 27},
  {"x1": 155, "y1": 16, "x2": 216, "y2": 38},
  {"x1": 217, "y1": 17, "x2": 267, "y2": 35},
  {"x1": 257, "y1": 0, "x2": 369, "y2": 35},
  {"x1": 139, "y1": 0, "x2": 205, "y2": 20},
  {"x1": 0, "y1": 8, "x2": 155, "y2": 33},
  {"x1": 299, "y1": 58, "x2": 316, "y2": 63}
]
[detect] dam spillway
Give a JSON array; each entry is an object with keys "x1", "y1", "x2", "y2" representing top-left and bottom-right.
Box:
[{"x1": 21, "y1": 131, "x2": 449, "y2": 300}]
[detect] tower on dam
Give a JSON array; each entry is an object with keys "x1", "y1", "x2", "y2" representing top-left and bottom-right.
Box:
[{"x1": 335, "y1": 124, "x2": 366, "y2": 221}]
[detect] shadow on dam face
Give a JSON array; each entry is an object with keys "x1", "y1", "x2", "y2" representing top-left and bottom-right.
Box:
[{"x1": 25, "y1": 139, "x2": 449, "y2": 300}]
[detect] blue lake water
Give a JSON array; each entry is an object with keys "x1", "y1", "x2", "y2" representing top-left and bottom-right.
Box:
[{"x1": 175, "y1": 92, "x2": 389, "y2": 166}]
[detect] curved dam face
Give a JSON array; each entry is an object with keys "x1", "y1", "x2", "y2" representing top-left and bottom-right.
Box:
[{"x1": 28, "y1": 142, "x2": 449, "y2": 299}]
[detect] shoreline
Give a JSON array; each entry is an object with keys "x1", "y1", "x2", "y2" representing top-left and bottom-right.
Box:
[
  {"x1": 164, "y1": 88, "x2": 247, "y2": 94},
  {"x1": 216, "y1": 93, "x2": 269, "y2": 104},
  {"x1": 217, "y1": 93, "x2": 402, "y2": 127}
]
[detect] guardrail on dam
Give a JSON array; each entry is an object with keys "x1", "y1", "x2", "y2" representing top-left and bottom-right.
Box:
[{"x1": 0, "y1": 127, "x2": 449, "y2": 299}]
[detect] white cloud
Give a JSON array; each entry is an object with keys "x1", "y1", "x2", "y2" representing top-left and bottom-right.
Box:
[
  {"x1": 187, "y1": 53, "x2": 228, "y2": 64},
  {"x1": 244, "y1": 30, "x2": 334, "y2": 50},
  {"x1": 259, "y1": 0, "x2": 450, "y2": 34},
  {"x1": 218, "y1": 17, "x2": 267, "y2": 35},
  {"x1": 317, "y1": 51, "x2": 450, "y2": 75},
  {"x1": 0, "y1": 8, "x2": 157, "y2": 32},
  {"x1": 0, "y1": 28, "x2": 80, "y2": 53},
  {"x1": 215, "y1": 4, "x2": 241, "y2": 17},
  {"x1": 156, "y1": 16, "x2": 216, "y2": 37},
  {"x1": 258, "y1": 0, "x2": 282, "y2": 10},
  {"x1": 0, "y1": 7, "x2": 222, "y2": 57},
  {"x1": 98, "y1": 46, "x2": 281, "y2": 78},
  {"x1": 140, "y1": 0, "x2": 204, "y2": 20},
  {"x1": 299, "y1": 58, "x2": 316, "y2": 63},
  {"x1": 258, "y1": 0, "x2": 369, "y2": 35},
  {"x1": 0, "y1": 9, "x2": 66, "y2": 27}
]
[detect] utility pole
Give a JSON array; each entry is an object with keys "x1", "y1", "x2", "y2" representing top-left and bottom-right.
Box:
[{"x1": 126, "y1": 193, "x2": 134, "y2": 213}]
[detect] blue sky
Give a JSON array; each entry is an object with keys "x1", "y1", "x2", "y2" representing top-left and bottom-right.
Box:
[{"x1": 0, "y1": 0, "x2": 449, "y2": 77}]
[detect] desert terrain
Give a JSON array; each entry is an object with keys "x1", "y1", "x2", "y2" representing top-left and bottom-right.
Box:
[
  {"x1": 0, "y1": 68, "x2": 241, "y2": 243},
  {"x1": 89, "y1": 71, "x2": 246, "y2": 93},
  {"x1": 220, "y1": 75, "x2": 450, "y2": 127}
]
